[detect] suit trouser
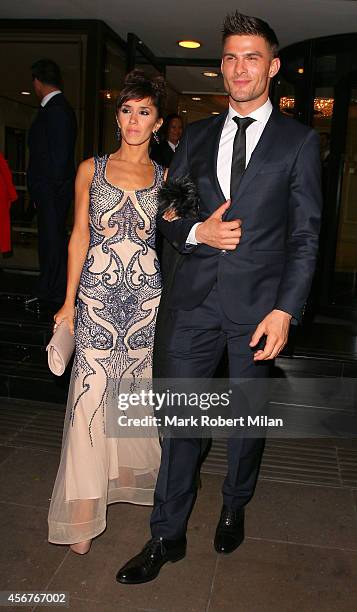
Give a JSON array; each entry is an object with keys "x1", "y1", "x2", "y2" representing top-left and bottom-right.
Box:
[
  {"x1": 35, "y1": 192, "x2": 70, "y2": 303},
  {"x1": 150, "y1": 283, "x2": 270, "y2": 540}
]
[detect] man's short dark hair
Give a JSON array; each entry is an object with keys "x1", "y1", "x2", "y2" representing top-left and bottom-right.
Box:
[
  {"x1": 31, "y1": 59, "x2": 63, "y2": 88},
  {"x1": 222, "y1": 11, "x2": 279, "y2": 57}
]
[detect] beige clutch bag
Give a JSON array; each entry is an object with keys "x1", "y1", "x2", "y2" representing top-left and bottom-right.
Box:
[{"x1": 46, "y1": 321, "x2": 75, "y2": 376}]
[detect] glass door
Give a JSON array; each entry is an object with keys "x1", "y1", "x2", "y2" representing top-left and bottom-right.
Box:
[
  {"x1": 311, "y1": 36, "x2": 357, "y2": 315},
  {"x1": 333, "y1": 83, "x2": 357, "y2": 307}
]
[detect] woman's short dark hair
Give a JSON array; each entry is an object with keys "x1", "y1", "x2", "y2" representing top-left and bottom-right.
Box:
[
  {"x1": 116, "y1": 70, "x2": 166, "y2": 118},
  {"x1": 31, "y1": 59, "x2": 63, "y2": 88},
  {"x1": 222, "y1": 11, "x2": 279, "y2": 57}
]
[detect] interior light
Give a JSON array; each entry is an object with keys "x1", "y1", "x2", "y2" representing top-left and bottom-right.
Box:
[
  {"x1": 203, "y1": 72, "x2": 218, "y2": 78},
  {"x1": 178, "y1": 40, "x2": 201, "y2": 49},
  {"x1": 20, "y1": 91, "x2": 31, "y2": 96},
  {"x1": 297, "y1": 68, "x2": 304, "y2": 74},
  {"x1": 192, "y1": 97, "x2": 201, "y2": 101}
]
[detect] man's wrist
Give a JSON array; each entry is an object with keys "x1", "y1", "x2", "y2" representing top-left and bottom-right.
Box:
[
  {"x1": 195, "y1": 222, "x2": 204, "y2": 244},
  {"x1": 186, "y1": 222, "x2": 202, "y2": 245},
  {"x1": 273, "y1": 308, "x2": 292, "y2": 320}
]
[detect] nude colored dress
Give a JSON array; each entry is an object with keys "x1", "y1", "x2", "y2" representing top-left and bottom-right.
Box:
[{"x1": 48, "y1": 155, "x2": 163, "y2": 544}]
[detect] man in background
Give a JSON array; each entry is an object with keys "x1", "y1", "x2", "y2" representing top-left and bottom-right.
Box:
[
  {"x1": 26, "y1": 59, "x2": 77, "y2": 311},
  {"x1": 151, "y1": 113, "x2": 183, "y2": 167}
]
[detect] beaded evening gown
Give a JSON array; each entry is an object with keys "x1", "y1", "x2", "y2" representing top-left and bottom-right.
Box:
[{"x1": 48, "y1": 155, "x2": 163, "y2": 544}]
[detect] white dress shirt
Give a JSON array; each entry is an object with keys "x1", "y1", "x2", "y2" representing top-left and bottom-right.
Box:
[
  {"x1": 41, "y1": 90, "x2": 62, "y2": 107},
  {"x1": 167, "y1": 140, "x2": 177, "y2": 152},
  {"x1": 187, "y1": 98, "x2": 273, "y2": 245}
]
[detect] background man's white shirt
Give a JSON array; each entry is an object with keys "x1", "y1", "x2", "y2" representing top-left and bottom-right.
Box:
[{"x1": 41, "y1": 90, "x2": 62, "y2": 107}]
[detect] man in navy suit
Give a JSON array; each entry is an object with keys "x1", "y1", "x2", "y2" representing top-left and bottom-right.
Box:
[
  {"x1": 26, "y1": 59, "x2": 77, "y2": 309},
  {"x1": 117, "y1": 12, "x2": 322, "y2": 584},
  {"x1": 150, "y1": 113, "x2": 183, "y2": 167}
]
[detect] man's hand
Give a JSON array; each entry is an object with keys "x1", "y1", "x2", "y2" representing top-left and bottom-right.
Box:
[
  {"x1": 196, "y1": 200, "x2": 242, "y2": 250},
  {"x1": 249, "y1": 309, "x2": 292, "y2": 361}
]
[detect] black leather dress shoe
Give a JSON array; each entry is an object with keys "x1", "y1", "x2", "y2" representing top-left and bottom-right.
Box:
[
  {"x1": 214, "y1": 506, "x2": 245, "y2": 554},
  {"x1": 116, "y1": 537, "x2": 186, "y2": 584}
]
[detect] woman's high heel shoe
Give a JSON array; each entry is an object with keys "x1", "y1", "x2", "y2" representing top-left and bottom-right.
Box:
[{"x1": 70, "y1": 540, "x2": 92, "y2": 555}]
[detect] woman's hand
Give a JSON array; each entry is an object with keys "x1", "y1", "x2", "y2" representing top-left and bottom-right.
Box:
[
  {"x1": 53, "y1": 303, "x2": 75, "y2": 335},
  {"x1": 162, "y1": 206, "x2": 180, "y2": 222}
]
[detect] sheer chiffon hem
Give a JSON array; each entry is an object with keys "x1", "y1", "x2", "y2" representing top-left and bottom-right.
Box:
[
  {"x1": 48, "y1": 486, "x2": 155, "y2": 544},
  {"x1": 48, "y1": 518, "x2": 106, "y2": 545},
  {"x1": 107, "y1": 485, "x2": 155, "y2": 506}
]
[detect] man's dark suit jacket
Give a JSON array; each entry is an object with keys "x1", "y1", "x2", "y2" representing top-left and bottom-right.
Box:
[
  {"x1": 151, "y1": 141, "x2": 175, "y2": 168},
  {"x1": 27, "y1": 93, "x2": 77, "y2": 200},
  {"x1": 154, "y1": 108, "x2": 322, "y2": 367}
]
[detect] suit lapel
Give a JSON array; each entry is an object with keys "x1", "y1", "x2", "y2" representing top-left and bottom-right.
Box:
[
  {"x1": 230, "y1": 108, "x2": 281, "y2": 205},
  {"x1": 207, "y1": 111, "x2": 227, "y2": 202}
]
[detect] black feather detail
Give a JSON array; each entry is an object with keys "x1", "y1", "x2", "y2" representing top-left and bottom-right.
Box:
[{"x1": 158, "y1": 175, "x2": 200, "y2": 219}]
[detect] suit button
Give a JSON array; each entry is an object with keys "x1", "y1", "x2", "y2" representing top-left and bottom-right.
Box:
[{"x1": 220, "y1": 250, "x2": 227, "y2": 256}]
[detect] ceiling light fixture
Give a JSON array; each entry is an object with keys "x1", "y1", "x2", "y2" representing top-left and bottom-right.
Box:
[
  {"x1": 181, "y1": 110, "x2": 187, "y2": 113},
  {"x1": 192, "y1": 96, "x2": 201, "y2": 101},
  {"x1": 178, "y1": 40, "x2": 201, "y2": 49},
  {"x1": 211, "y1": 111, "x2": 219, "y2": 115},
  {"x1": 297, "y1": 67, "x2": 304, "y2": 74},
  {"x1": 203, "y1": 71, "x2": 218, "y2": 78},
  {"x1": 20, "y1": 91, "x2": 31, "y2": 95}
]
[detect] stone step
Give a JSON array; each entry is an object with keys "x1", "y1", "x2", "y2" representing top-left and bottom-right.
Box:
[{"x1": 0, "y1": 357, "x2": 70, "y2": 404}]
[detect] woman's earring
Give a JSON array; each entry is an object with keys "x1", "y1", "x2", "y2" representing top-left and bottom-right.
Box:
[
  {"x1": 153, "y1": 131, "x2": 160, "y2": 144},
  {"x1": 116, "y1": 125, "x2": 121, "y2": 142}
]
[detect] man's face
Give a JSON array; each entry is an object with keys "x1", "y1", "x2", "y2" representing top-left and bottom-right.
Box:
[
  {"x1": 167, "y1": 118, "x2": 183, "y2": 145},
  {"x1": 221, "y1": 35, "x2": 280, "y2": 107}
]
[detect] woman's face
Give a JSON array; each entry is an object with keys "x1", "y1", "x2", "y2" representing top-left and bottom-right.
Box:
[
  {"x1": 117, "y1": 97, "x2": 162, "y2": 146},
  {"x1": 167, "y1": 118, "x2": 183, "y2": 145}
]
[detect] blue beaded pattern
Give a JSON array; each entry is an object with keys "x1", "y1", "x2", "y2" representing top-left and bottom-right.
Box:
[{"x1": 70, "y1": 155, "x2": 163, "y2": 444}]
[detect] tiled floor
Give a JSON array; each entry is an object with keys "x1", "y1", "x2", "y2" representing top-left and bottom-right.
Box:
[{"x1": 1, "y1": 398, "x2": 357, "y2": 612}]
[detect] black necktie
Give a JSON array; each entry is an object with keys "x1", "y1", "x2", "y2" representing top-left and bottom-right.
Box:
[{"x1": 230, "y1": 116, "x2": 256, "y2": 197}]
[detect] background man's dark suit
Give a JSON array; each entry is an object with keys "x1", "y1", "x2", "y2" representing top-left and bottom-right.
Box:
[
  {"x1": 151, "y1": 107, "x2": 322, "y2": 539},
  {"x1": 27, "y1": 93, "x2": 77, "y2": 304}
]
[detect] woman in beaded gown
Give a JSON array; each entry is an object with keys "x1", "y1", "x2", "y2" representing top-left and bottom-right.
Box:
[{"x1": 48, "y1": 71, "x2": 165, "y2": 554}]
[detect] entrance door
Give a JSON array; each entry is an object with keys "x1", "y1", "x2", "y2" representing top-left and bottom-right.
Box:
[
  {"x1": 318, "y1": 71, "x2": 357, "y2": 313},
  {"x1": 333, "y1": 80, "x2": 357, "y2": 307}
]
